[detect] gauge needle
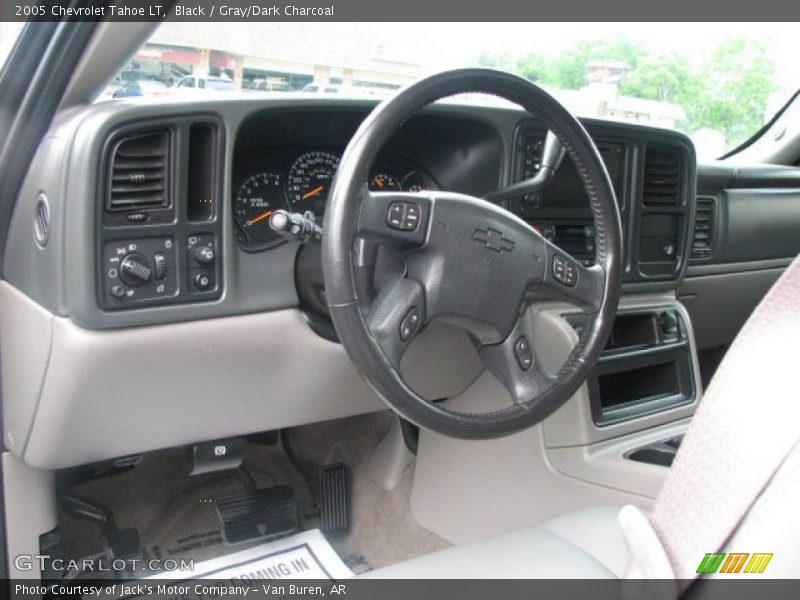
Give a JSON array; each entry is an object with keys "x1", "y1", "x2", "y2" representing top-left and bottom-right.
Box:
[
  {"x1": 372, "y1": 177, "x2": 384, "y2": 188},
  {"x1": 302, "y1": 185, "x2": 325, "y2": 200},
  {"x1": 247, "y1": 210, "x2": 273, "y2": 226}
]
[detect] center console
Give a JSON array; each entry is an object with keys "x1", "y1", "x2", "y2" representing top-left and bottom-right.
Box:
[
  {"x1": 508, "y1": 120, "x2": 697, "y2": 289},
  {"x1": 567, "y1": 309, "x2": 696, "y2": 426}
]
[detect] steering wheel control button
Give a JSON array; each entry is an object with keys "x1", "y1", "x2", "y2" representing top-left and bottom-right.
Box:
[
  {"x1": 193, "y1": 245, "x2": 215, "y2": 265},
  {"x1": 552, "y1": 253, "x2": 578, "y2": 287},
  {"x1": 119, "y1": 252, "x2": 153, "y2": 287},
  {"x1": 399, "y1": 307, "x2": 421, "y2": 341},
  {"x1": 386, "y1": 201, "x2": 421, "y2": 232},
  {"x1": 514, "y1": 336, "x2": 534, "y2": 371}
]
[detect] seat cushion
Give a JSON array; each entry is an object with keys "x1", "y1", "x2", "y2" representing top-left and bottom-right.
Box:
[{"x1": 360, "y1": 505, "x2": 628, "y2": 579}]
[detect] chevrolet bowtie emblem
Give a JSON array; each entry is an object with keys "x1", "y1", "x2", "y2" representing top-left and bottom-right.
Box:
[{"x1": 472, "y1": 227, "x2": 515, "y2": 253}]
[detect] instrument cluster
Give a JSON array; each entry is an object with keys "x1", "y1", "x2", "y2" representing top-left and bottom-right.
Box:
[{"x1": 233, "y1": 149, "x2": 438, "y2": 251}]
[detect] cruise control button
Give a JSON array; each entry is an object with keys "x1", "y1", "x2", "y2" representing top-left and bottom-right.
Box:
[{"x1": 514, "y1": 336, "x2": 533, "y2": 371}]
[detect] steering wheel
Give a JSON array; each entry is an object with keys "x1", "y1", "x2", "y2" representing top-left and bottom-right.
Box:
[{"x1": 322, "y1": 68, "x2": 622, "y2": 439}]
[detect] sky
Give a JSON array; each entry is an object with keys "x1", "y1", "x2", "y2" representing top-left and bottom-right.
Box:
[{"x1": 389, "y1": 22, "x2": 800, "y2": 92}]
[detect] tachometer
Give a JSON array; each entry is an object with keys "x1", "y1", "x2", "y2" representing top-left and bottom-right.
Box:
[
  {"x1": 401, "y1": 170, "x2": 436, "y2": 192},
  {"x1": 287, "y1": 151, "x2": 340, "y2": 218},
  {"x1": 233, "y1": 172, "x2": 287, "y2": 250}
]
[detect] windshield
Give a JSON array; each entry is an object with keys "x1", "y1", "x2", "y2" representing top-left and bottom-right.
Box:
[
  {"x1": 205, "y1": 78, "x2": 236, "y2": 91},
  {"x1": 104, "y1": 22, "x2": 798, "y2": 160}
]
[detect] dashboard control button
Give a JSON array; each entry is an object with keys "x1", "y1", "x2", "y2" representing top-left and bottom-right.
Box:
[
  {"x1": 119, "y1": 252, "x2": 152, "y2": 287},
  {"x1": 552, "y1": 253, "x2": 578, "y2": 287},
  {"x1": 514, "y1": 336, "x2": 533, "y2": 371},
  {"x1": 386, "y1": 201, "x2": 421, "y2": 232},
  {"x1": 193, "y1": 271, "x2": 213, "y2": 291},
  {"x1": 110, "y1": 285, "x2": 126, "y2": 299},
  {"x1": 399, "y1": 306, "x2": 420, "y2": 341},
  {"x1": 153, "y1": 252, "x2": 167, "y2": 279},
  {"x1": 193, "y1": 245, "x2": 215, "y2": 265}
]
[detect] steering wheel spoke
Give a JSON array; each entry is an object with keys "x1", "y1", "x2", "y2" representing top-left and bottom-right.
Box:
[
  {"x1": 478, "y1": 314, "x2": 556, "y2": 405},
  {"x1": 357, "y1": 189, "x2": 432, "y2": 250},
  {"x1": 531, "y1": 240, "x2": 605, "y2": 312},
  {"x1": 366, "y1": 276, "x2": 427, "y2": 369}
]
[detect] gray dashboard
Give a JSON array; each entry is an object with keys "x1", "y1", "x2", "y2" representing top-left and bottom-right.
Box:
[
  {"x1": 4, "y1": 96, "x2": 698, "y2": 331},
  {"x1": 1, "y1": 95, "x2": 705, "y2": 469},
  {"x1": 679, "y1": 162, "x2": 800, "y2": 350}
]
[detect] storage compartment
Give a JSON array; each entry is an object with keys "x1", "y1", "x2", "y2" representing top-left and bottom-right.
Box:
[
  {"x1": 626, "y1": 434, "x2": 684, "y2": 467},
  {"x1": 604, "y1": 313, "x2": 659, "y2": 351},
  {"x1": 581, "y1": 307, "x2": 696, "y2": 426},
  {"x1": 186, "y1": 124, "x2": 217, "y2": 222},
  {"x1": 598, "y1": 362, "x2": 679, "y2": 408},
  {"x1": 590, "y1": 348, "x2": 695, "y2": 425}
]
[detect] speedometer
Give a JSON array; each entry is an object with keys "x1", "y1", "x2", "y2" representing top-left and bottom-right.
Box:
[
  {"x1": 287, "y1": 151, "x2": 340, "y2": 218},
  {"x1": 233, "y1": 172, "x2": 287, "y2": 250}
]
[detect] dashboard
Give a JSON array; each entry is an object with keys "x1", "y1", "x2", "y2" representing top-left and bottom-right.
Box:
[
  {"x1": 7, "y1": 94, "x2": 800, "y2": 473},
  {"x1": 4, "y1": 98, "x2": 698, "y2": 333},
  {"x1": 233, "y1": 149, "x2": 438, "y2": 251},
  {"x1": 0, "y1": 94, "x2": 712, "y2": 470}
]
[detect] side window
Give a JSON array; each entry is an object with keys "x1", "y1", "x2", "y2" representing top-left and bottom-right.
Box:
[{"x1": 179, "y1": 77, "x2": 195, "y2": 88}]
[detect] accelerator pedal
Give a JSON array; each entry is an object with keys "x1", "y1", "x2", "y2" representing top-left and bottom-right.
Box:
[
  {"x1": 215, "y1": 485, "x2": 298, "y2": 545},
  {"x1": 318, "y1": 464, "x2": 349, "y2": 533}
]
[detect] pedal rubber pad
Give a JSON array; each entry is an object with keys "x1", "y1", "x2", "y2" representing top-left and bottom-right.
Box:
[
  {"x1": 215, "y1": 485, "x2": 298, "y2": 545},
  {"x1": 318, "y1": 464, "x2": 349, "y2": 532}
]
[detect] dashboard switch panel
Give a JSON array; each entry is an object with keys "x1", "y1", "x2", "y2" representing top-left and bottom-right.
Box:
[
  {"x1": 186, "y1": 234, "x2": 220, "y2": 295},
  {"x1": 96, "y1": 116, "x2": 225, "y2": 313},
  {"x1": 102, "y1": 237, "x2": 177, "y2": 307}
]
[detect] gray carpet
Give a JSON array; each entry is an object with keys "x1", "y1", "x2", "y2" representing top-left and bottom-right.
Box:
[{"x1": 57, "y1": 411, "x2": 449, "y2": 575}]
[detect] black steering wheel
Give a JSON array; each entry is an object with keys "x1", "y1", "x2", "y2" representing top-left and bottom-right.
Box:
[{"x1": 322, "y1": 68, "x2": 622, "y2": 439}]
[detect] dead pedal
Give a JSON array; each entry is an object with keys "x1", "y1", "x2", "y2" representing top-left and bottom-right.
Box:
[
  {"x1": 318, "y1": 464, "x2": 349, "y2": 533},
  {"x1": 215, "y1": 485, "x2": 298, "y2": 545}
]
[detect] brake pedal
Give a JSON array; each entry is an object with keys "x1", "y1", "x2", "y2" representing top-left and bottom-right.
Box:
[
  {"x1": 318, "y1": 464, "x2": 349, "y2": 533},
  {"x1": 215, "y1": 485, "x2": 298, "y2": 545}
]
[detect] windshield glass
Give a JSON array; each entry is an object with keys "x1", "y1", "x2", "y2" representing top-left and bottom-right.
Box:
[{"x1": 104, "y1": 22, "x2": 798, "y2": 160}]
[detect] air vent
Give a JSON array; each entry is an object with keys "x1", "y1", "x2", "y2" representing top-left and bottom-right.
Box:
[
  {"x1": 107, "y1": 131, "x2": 169, "y2": 212},
  {"x1": 691, "y1": 197, "x2": 715, "y2": 259},
  {"x1": 643, "y1": 147, "x2": 680, "y2": 206}
]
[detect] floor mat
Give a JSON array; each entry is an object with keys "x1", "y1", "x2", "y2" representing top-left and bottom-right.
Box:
[{"x1": 58, "y1": 411, "x2": 449, "y2": 576}]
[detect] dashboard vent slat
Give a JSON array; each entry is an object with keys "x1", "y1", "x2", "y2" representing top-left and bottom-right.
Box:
[
  {"x1": 643, "y1": 147, "x2": 681, "y2": 206},
  {"x1": 691, "y1": 197, "x2": 715, "y2": 259},
  {"x1": 107, "y1": 131, "x2": 170, "y2": 212}
]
